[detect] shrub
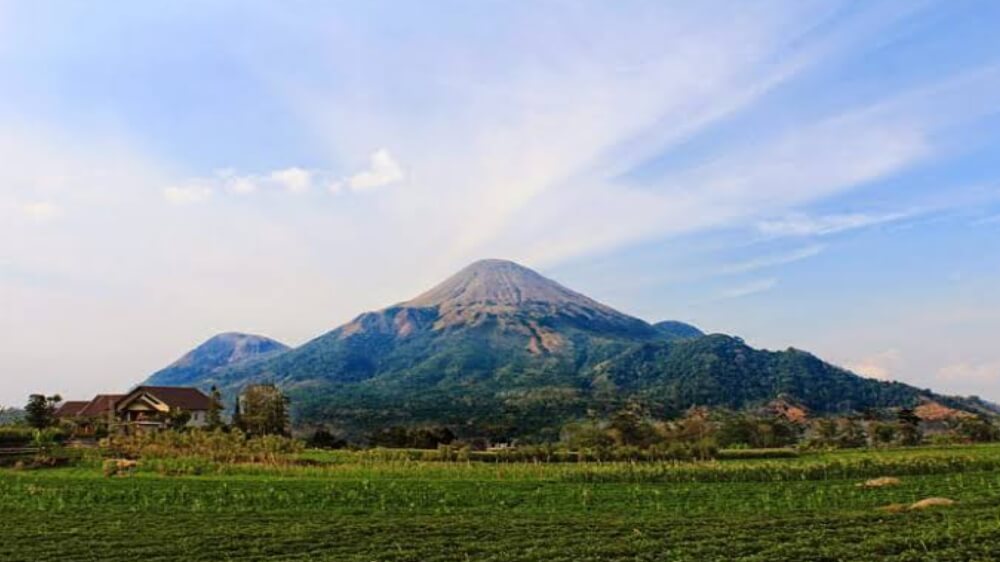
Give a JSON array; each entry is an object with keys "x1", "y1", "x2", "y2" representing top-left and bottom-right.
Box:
[
  {"x1": 0, "y1": 426, "x2": 66, "y2": 448},
  {"x1": 103, "y1": 429, "x2": 304, "y2": 465}
]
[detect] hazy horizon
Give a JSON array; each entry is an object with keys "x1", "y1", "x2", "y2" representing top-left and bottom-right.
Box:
[{"x1": 3, "y1": 1, "x2": 1000, "y2": 407}]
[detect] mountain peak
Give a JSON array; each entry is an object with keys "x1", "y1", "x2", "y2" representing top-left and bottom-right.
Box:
[
  {"x1": 145, "y1": 332, "x2": 289, "y2": 387},
  {"x1": 187, "y1": 333, "x2": 289, "y2": 363},
  {"x1": 405, "y1": 259, "x2": 602, "y2": 309}
]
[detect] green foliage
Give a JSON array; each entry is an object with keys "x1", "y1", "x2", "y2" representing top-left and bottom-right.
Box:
[
  {"x1": 369, "y1": 426, "x2": 456, "y2": 449},
  {"x1": 607, "y1": 401, "x2": 657, "y2": 447},
  {"x1": 804, "y1": 417, "x2": 868, "y2": 449},
  {"x1": 281, "y1": 332, "x2": 975, "y2": 441},
  {"x1": 103, "y1": 429, "x2": 304, "y2": 465},
  {"x1": 306, "y1": 428, "x2": 347, "y2": 449},
  {"x1": 239, "y1": 384, "x2": 290, "y2": 437},
  {"x1": 897, "y1": 408, "x2": 924, "y2": 446},
  {"x1": 166, "y1": 409, "x2": 193, "y2": 431},
  {"x1": 716, "y1": 414, "x2": 800, "y2": 449},
  {"x1": 954, "y1": 416, "x2": 1000, "y2": 443},
  {"x1": 870, "y1": 421, "x2": 899, "y2": 446},
  {"x1": 24, "y1": 394, "x2": 60, "y2": 430},
  {"x1": 0, "y1": 427, "x2": 42, "y2": 447}
]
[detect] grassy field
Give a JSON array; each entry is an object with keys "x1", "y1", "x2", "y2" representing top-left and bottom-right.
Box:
[{"x1": 3, "y1": 446, "x2": 1000, "y2": 561}]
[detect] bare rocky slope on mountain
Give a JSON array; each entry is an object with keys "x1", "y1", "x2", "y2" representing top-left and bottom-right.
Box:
[{"x1": 146, "y1": 259, "x2": 995, "y2": 440}]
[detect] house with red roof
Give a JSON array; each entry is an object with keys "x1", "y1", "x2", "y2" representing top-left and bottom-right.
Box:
[
  {"x1": 114, "y1": 386, "x2": 217, "y2": 430},
  {"x1": 57, "y1": 387, "x2": 217, "y2": 433}
]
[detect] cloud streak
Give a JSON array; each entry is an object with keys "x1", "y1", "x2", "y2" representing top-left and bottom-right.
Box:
[
  {"x1": 756, "y1": 212, "x2": 911, "y2": 237},
  {"x1": 718, "y1": 245, "x2": 825, "y2": 275},
  {"x1": 716, "y1": 278, "x2": 779, "y2": 301}
]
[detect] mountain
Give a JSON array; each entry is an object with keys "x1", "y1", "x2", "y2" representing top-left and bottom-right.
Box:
[
  {"x1": 653, "y1": 321, "x2": 704, "y2": 340},
  {"x1": 146, "y1": 333, "x2": 289, "y2": 387},
  {"x1": 149, "y1": 259, "x2": 991, "y2": 440}
]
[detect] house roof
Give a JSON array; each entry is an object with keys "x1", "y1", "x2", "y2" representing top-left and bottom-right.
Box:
[
  {"x1": 55, "y1": 401, "x2": 90, "y2": 418},
  {"x1": 119, "y1": 386, "x2": 215, "y2": 412},
  {"x1": 78, "y1": 394, "x2": 125, "y2": 417}
]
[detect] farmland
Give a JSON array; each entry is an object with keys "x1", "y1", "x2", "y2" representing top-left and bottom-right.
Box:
[{"x1": 3, "y1": 446, "x2": 1000, "y2": 561}]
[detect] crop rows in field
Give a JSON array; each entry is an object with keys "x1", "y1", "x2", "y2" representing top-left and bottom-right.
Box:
[
  {"x1": 3, "y1": 501, "x2": 1000, "y2": 561},
  {"x1": 3, "y1": 445, "x2": 1000, "y2": 561}
]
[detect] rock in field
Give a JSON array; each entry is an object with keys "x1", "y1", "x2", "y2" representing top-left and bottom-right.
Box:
[
  {"x1": 909, "y1": 497, "x2": 957, "y2": 510},
  {"x1": 858, "y1": 477, "x2": 901, "y2": 488}
]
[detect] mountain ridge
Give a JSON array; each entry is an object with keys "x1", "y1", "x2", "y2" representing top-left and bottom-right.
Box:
[{"x1": 142, "y1": 259, "x2": 994, "y2": 439}]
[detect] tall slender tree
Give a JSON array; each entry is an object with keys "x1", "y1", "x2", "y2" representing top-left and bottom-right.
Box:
[
  {"x1": 232, "y1": 397, "x2": 244, "y2": 432},
  {"x1": 206, "y1": 386, "x2": 224, "y2": 430}
]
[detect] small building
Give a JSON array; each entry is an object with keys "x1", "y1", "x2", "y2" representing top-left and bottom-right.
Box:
[{"x1": 115, "y1": 386, "x2": 217, "y2": 431}]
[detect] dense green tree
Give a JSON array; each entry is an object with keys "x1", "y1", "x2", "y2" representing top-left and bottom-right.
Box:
[
  {"x1": 812, "y1": 418, "x2": 839, "y2": 447},
  {"x1": 239, "y1": 385, "x2": 290, "y2": 437},
  {"x1": 897, "y1": 408, "x2": 923, "y2": 446},
  {"x1": 869, "y1": 421, "x2": 898, "y2": 446},
  {"x1": 24, "y1": 394, "x2": 61, "y2": 430},
  {"x1": 560, "y1": 420, "x2": 615, "y2": 450},
  {"x1": 955, "y1": 416, "x2": 1000, "y2": 443},
  {"x1": 232, "y1": 399, "x2": 244, "y2": 432},
  {"x1": 608, "y1": 401, "x2": 656, "y2": 447},
  {"x1": 717, "y1": 414, "x2": 799, "y2": 449},
  {"x1": 836, "y1": 418, "x2": 868, "y2": 449}
]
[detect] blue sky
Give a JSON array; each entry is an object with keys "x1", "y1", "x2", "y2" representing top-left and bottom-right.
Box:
[{"x1": 2, "y1": 1, "x2": 1000, "y2": 406}]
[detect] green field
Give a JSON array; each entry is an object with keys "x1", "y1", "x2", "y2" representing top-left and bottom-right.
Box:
[{"x1": 3, "y1": 446, "x2": 1000, "y2": 561}]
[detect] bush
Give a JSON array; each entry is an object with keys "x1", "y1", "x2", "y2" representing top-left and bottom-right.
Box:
[
  {"x1": 103, "y1": 429, "x2": 305, "y2": 464},
  {"x1": 0, "y1": 427, "x2": 36, "y2": 447},
  {"x1": 0, "y1": 426, "x2": 67, "y2": 447},
  {"x1": 307, "y1": 428, "x2": 347, "y2": 449}
]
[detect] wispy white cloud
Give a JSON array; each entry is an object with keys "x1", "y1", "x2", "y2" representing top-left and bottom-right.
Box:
[
  {"x1": 718, "y1": 245, "x2": 824, "y2": 275},
  {"x1": 716, "y1": 278, "x2": 779, "y2": 301},
  {"x1": 756, "y1": 212, "x2": 910, "y2": 237}
]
